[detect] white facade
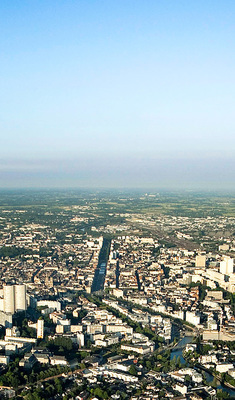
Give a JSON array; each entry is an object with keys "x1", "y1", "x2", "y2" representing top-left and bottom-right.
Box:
[
  {"x1": 50, "y1": 356, "x2": 68, "y2": 366},
  {"x1": 37, "y1": 300, "x2": 61, "y2": 312},
  {"x1": 175, "y1": 383, "x2": 187, "y2": 395},
  {"x1": 103, "y1": 369, "x2": 138, "y2": 382},
  {"x1": 219, "y1": 244, "x2": 230, "y2": 251},
  {"x1": 192, "y1": 372, "x2": 203, "y2": 383},
  {"x1": 14, "y1": 285, "x2": 26, "y2": 312},
  {"x1": 106, "y1": 324, "x2": 133, "y2": 335},
  {"x1": 77, "y1": 333, "x2": 85, "y2": 347},
  {"x1": 195, "y1": 255, "x2": 206, "y2": 268},
  {"x1": 3, "y1": 284, "x2": 27, "y2": 314},
  {"x1": 199, "y1": 354, "x2": 217, "y2": 364},
  {"x1": 216, "y1": 363, "x2": 234, "y2": 373},
  {"x1": 228, "y1": 369, "x2": 235, "y2": 378},
  {"x1": 37, "y1": 319, "x2": 44, "y2": 339},
  {"x1": 220, "y1": 257, "x2": 234, "y2": 275},
  {"x1": 0, "y1": 312, "x2": 13, "y2": 328},
  {"x1": 0, "y1": 298, "x2": 4, "y2": 312},
  {"x1": 185, "y1": 311, "x2": 200, "y2": 326},
  {"x1": 0, "y1": 355, "x2": 10, "y2": 365},
  {"x1": 3, "y1": 285, "x2": 15, "y2": 314},
  {"x1": 121, "y1": 343, "x2": 152, "y2": 355},
  {"x1": 6, "y1": 327, "x2": 20, "y2": 337}
]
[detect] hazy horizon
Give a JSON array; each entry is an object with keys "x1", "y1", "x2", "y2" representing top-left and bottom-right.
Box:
[
  {"x1": 1, "y1": 1, "x2": 235, "y2": 189},
  {"x1": 0, "y1": 155, "x2": 234, "y2": 190}
]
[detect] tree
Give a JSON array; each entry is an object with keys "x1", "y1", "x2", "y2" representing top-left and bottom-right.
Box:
[
  {"x1": 129, "y1": 365, "x2": 137, "y2": 376},
  {"x1": 145, "y1": 360, "x2": 152, "y2": 370},
  {"x1": 94, "y1": 387, "x2": 108, "y2": 399},
  {"x1": 185, "y1": 374, "x2": 191, "y2": 383},
  {"x1": 54, "y1": 378, "x2": 62, "y2": 394}
]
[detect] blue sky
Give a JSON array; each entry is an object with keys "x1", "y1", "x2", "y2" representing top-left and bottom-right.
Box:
[{"x1": 0, "y1": 0, "x2": 235, "y2": 188}]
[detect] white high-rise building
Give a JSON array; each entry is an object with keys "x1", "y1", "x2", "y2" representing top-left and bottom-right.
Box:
[
  {"x1": 14, "y1": 285, "x2": 26, "y2": 312},
  {"x1": 77, "y1": 332, "x2": 84, "y2": 347},
  {"x1": 195, "y1": 255, "x2": 206, "y2": 268},
  {"x1": 220, "y1": 257, "x2": 234, "y2": 276},
  {"x1": 37, "y1": 319, "x2": 44, "y2": 339},
  {"x1": 3, "y1": 284, "x2": 27, "y2": 314},
  {"x1": 3, "y1": 286, "x2": 15, "y2": 314}
]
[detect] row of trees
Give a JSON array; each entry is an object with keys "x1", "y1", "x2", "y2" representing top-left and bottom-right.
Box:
[{"x1": 0, "y1": 358, "x2": 70, "y2": 389}]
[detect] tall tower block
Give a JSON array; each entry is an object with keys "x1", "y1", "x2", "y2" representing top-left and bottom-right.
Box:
[
  {"x1": 37, "y1": 319, "x2": 44, "y2": 339},
  {"x1": 14, "y1": 285, "x2": 26, "y2": 312},
  {"x1": 3, "y1": 285, "x2": 15, "y2": 314}
]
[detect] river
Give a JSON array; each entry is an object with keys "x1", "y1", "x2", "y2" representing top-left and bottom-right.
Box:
[
  {"x1": 170, "y1": 335, "x2": 235, "y2": 397},
  {"x1": 170, "y1": 335, "x2": 194, "y2": 364}
]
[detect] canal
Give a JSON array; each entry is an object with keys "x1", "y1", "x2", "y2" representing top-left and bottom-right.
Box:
[{"x1": 91, "y1": 238, "x2": 111, "y2": 293}]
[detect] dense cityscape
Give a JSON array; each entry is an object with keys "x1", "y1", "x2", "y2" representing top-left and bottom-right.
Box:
[
  {"x1": 0, "y1": 190, "x2": 234, "y2": 399},
  {"x1": 1, "y1": 0, "x2": 235, "y2": 399}
]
